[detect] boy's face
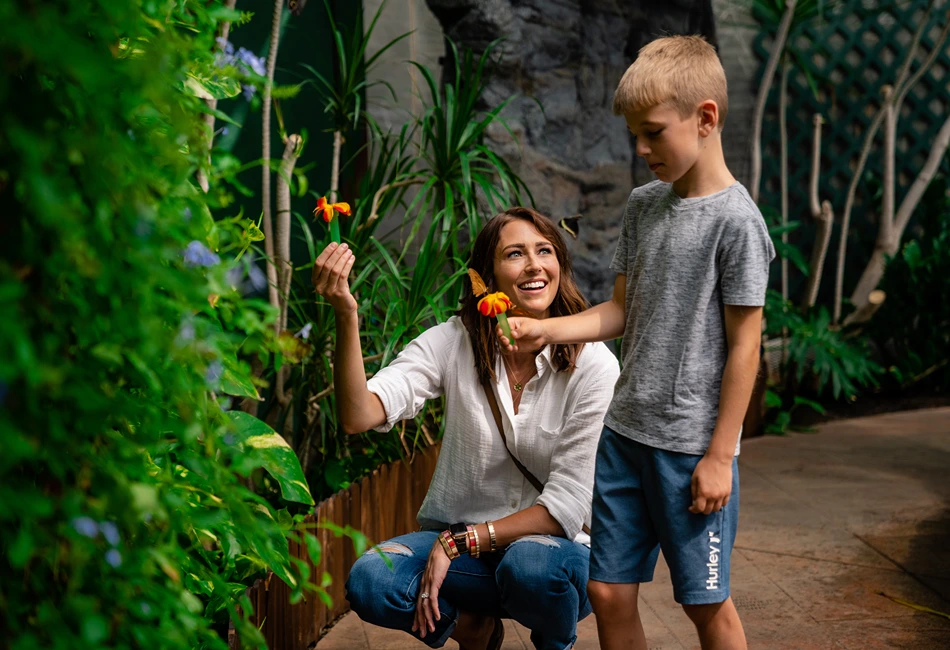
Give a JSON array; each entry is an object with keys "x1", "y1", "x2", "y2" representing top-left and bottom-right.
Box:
[{"x1": 624, "y1": 103, "x2": 705, "y2": 187}]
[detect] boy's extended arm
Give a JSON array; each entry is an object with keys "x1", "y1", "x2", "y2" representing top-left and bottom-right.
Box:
[
  {"x1": 689, "y1": 304, "x2": 762, "y2": 514},
  {"x1": 502, "y1": 275, "x2": 627, "y2": 350}
]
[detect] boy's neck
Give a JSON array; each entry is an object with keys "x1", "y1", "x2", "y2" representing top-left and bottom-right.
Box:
[{"x1": 671, "y1": 133, "x2": 735, "y2": 199}]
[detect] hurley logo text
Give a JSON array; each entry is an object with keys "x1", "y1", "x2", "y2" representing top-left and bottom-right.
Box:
[{"x1": 706, "y1": 530, "x2": 721, "y2": 590}]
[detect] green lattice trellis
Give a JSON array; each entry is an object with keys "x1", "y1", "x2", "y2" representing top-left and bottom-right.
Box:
[{"x1": 753, "y1": 0, "x2": 950, "y2": 297}]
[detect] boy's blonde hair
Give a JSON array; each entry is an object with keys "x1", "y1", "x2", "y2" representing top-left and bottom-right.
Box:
[{"x1": 612, "y1": 35, "x2": 728, "y2": 128}]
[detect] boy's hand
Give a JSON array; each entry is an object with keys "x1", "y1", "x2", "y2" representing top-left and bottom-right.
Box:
[
  {"x1": 312, "y1": 242, "x2": 357, "y2": 315},
  {"x1": 689, "y1": 455, "x2": 733, "y2": 515},
  {"x1": 497, "y1": 317, "x2": 547, "y2": 352}
]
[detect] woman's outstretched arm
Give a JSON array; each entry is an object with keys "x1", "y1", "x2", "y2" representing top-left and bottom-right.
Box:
[{"x1": 312, "y1": 242, "x2": 387, "y2": 434}]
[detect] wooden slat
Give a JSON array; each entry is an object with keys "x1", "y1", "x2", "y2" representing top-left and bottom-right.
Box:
[{"x1": 239, "y1": 442, "x2": 443, "y2": 648}]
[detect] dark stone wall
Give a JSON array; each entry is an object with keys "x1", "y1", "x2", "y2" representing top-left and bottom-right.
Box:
[{"x1": 425, "y1": 0, "x2": 717, "y2": 305}]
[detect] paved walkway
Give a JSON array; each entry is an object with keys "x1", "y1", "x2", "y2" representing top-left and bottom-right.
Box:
[{"x1": 319, "y1": 408, "x2": 950, "y2": 649}]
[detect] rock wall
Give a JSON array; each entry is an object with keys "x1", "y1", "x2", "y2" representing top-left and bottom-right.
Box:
[{"x1": 424, "y1": 0, "x2": 720, "y2": 304}]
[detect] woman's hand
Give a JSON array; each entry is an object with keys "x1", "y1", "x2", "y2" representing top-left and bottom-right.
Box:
[
  {"x1": 412, "y1": 538, "x2": 452, "y2": 639},
  {"x1": 312, "y1": 242, "x2": 357, "y2": 315}
]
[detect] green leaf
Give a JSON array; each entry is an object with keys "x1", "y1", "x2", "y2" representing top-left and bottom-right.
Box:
[
  {"x1": 219, "y1": 354, "x2": 261, "y2": 400},
  {"x1": 793, "y1": 396, "x2": 826, "y2": 414},
  {"x1": 302, "y1": 531, "x2": 321, "y2": 566},
  {"x1": 227, "y1": 412, "x2": 314, "y2": 505},
  {"x1": 181, "y1": 73, "x2": 242, "y2": 100}
]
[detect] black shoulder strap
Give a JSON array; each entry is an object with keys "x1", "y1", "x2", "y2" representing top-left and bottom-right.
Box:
[{"x1": 481, "y1": 377, "x2": 591, "y2": 536}]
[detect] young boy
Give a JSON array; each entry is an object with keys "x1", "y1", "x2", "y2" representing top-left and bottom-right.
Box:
[{"x1": 501, "y1": 35, "x2": 774, "y2": 649}]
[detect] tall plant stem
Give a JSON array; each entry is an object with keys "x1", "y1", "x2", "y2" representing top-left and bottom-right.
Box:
[
  {"x1": 197, "y1": 0, "x2": 237, "y2": 194},
  {"x1": 801, "y1": 114, "x2": 833, "y2": 311},
  {"x1": 262, "y1": 0, "x2": 283, "y2": 310},
  {"x1": 750, "y1": 0, "x2": 797, "y2": 204},
  {"x1": 276, "y1": 134, "x2": 302, "y2": 334},
  {"x1": 330, "y1": 130, "x2": 342, "y2": 204},
  {"x1": 779, "y1": 56, "x2": 790, "y2": 362}
]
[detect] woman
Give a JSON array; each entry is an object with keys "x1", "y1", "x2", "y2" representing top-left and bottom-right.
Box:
[{"x1": 312, "y1": 207, "x2": 620, "y2": 650}]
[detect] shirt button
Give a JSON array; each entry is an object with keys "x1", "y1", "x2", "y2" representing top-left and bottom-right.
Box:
[{"x1": 510, "y1": 500, "x2": 518, "y2": 509}]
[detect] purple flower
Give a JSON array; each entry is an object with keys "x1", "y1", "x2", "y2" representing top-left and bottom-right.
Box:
[
  {"x1": 247, "y1": 262, "x2": 267, "y2": 292},
  {"x1": 220, "y1": 127, "x2": 229, "y2": 136},
  {"x1": 178, "y1": 320, "x2": 196, "y2": 342},
  {"x1": 183, "y1": 241, "x2": 220, "y2": 267},
  {"x1": 216, "y1": 37, "x2": 234, "y2": 57},
  {"x1": 100, "y1": 521, "x2": 120, "y2": 546},
  {"x1": 206, "y1": 360, "x2": 224, "y2": 387},
  {"x1": 105, "y1": 549, "x2": 122, "y2": 568},
  {"x1": 236, "y1": 47, "x2": 266, "y2": 77},
  {"x1": 242, "y1": 84, "x2": 256, "y2": 101},
  {"x1": 72, "y1": 517, "x2": 99, "y2": 538},
  {"x1": 295, "y1": 323, "x2": 312, "y2": 340}
]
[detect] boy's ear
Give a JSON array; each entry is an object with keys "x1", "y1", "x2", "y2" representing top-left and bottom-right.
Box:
[{"x1": 697, "y1": 100, "x2": 719, "y2": 137}]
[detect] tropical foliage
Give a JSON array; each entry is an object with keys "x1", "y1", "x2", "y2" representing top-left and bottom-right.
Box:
[{"x1": 0, "y1": 2, "x2": 323, "y2": 648}]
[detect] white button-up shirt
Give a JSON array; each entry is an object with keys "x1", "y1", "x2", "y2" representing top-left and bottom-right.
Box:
[{"x1": 367, "y1": 316, "x2": 620, "y2": 542}]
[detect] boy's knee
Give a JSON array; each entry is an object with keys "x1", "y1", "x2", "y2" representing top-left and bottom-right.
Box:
[
  {"x1": 588, "y1": 580, "x2": 639, "y2": 619},
  {"x1": 682, "y1": 598, "x2": 730, "y2": 627}
]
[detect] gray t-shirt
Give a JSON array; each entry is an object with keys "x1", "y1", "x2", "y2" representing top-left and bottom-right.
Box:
[{"x1": 606, "y1": 180, "x2": 775, "y2": 456}]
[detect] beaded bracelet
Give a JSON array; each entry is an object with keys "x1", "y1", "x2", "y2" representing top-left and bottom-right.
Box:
[{"x1": 485, "y1": 520, "x2": 498, "y2": 552}]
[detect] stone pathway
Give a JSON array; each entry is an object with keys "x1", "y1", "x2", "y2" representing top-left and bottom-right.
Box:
[{"x1": 319, "y1": 408, "x2": 950, "y2": 649}]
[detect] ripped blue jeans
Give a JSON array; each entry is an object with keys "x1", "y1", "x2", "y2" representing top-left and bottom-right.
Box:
[{"x1": 345, "y1": 530, "x2": 591, "y2": 650}]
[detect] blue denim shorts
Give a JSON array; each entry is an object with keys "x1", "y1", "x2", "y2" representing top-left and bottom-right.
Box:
[{"x1": 589, "y1": 426, "x2": 739, "y2": 605}]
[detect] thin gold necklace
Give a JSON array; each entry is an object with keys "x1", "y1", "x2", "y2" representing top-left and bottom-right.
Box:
[{"x1": 503, "y1": 356, "x2": 535, "y2": 392}]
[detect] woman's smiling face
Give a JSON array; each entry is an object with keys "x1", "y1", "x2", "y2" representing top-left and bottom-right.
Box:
[{"x1": 493, "y1": 219, "x2": 561, "y2": 319}]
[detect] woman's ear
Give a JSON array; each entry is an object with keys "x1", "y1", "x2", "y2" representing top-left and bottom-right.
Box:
[{"x1": 698, "y1": 100, "x2": 719, "y2": 137}]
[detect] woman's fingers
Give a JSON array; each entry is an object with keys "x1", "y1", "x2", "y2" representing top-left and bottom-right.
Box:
[
  {"x1": 313, "y1": 243, "x2": 351, "y2": 293},
  {"x1": 429, "y1": 582, "x2": 441, "y2": 624},
  {"x1": 334, "y1": 254, "x2": 356, "y2": 293},
  {"x1": 421, "y1": 579, "x2": 435, "y2": 633},
  {"x1": 328, "y1": 245, "x2": 353, "y2": 287},
  {"x1": 312, "y1": 243, "x2": 342, "y2": 290}
]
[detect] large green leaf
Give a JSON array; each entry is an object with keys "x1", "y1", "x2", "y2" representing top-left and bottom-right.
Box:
[{"x1": 227, "y1": 412, "x2": 314, "y2": 505}]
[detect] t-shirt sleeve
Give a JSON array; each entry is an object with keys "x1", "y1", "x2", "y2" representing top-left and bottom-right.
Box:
[
  {"x1": 609, "y1": 193, "x2": 636, "y2": 275},
  {"x1": 719, "y1": 207, "x2": 776, "y2": 306},
  {"x1": 365, "y1": 321, "x2": 455, "y2": 432}
]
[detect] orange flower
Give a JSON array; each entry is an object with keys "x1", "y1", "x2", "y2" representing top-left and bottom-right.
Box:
[
  {"x1": 477, "y1": 292, "x2": 513, "y2": 318},
  {"x1": 313, "y1": 196, "x2": 352, "y2": 224}
]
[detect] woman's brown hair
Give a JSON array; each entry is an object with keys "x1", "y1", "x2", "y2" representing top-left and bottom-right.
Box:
[{"x1": 458, "y1": 207, "x2": 589, "y2": 385}]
